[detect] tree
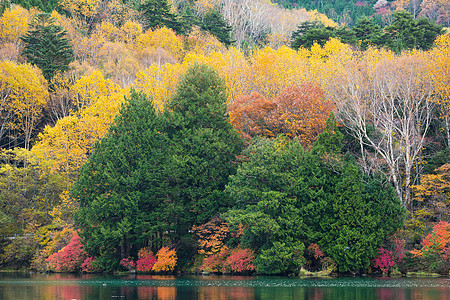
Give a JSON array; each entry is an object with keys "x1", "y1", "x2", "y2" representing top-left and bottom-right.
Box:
[
  {"x1": 351, "y1": 17, "x2": 383, "y2": 50},
  {"x1": 291, "y1": 21, "x2": 336, "y2": 49},
  {"x1": 21, "y1": 13, "x2": 74, "y2": 82},
  {"x1": 74, "y1": 90, "x2": 172, "y2": 268},
  {"x1": 200, "y1": 10, "x2": 234, "y2": 47},
  {"x1": 140, "y1": 0, "x2": 184, "y2": 34},
  {"x1": 383, "y1": 10, "x2": 443, "y2": 52},
  {"x1": 0, "y1": 60, "x2": 49, "y2": 150},
  {"x1": 163, "y1": 63, "x2": 243, "y2": 227},
  {"x1": 224, "y1": 115, "x2": 404, "y2": 274}
]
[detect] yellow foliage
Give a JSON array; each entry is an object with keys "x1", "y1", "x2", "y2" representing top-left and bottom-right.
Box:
[
  {"x1": 134, "y1": 63, "x2": 186, "y2": 112},
  {"x1": 32, "y1": 70, "x2": 126, "y2": 180},
  {"x1": 184, "y1": 27, "x2": 225, "y2": 56},
  {"x1": 0, "y1": 5, "x2": 31, "y2": 43},
  {"x1": 136, "y1": 27, "x2": 184, "y2": 62},
  {"x1": 307, "y1": 9, "x2": 337, "y2": 27},
  {"x1": 59, "y1": 0, "x2": 101, "y2": 20},
  {"x1": 120, "y1": 21, "x2": 143, "y2": 44},
  {"x1": 0, "y1": 60, "x2": 49, "y2": 149},
  {"x1": 428, "y1": 35, "x2": 450, "y2": 115}
]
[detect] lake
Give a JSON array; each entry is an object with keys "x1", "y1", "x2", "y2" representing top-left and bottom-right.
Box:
[{"x1": 1, "y1": 272, "x2": 450, "y2": 300}]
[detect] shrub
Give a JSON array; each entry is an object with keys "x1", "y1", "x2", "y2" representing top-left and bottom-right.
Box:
[
  {"x1": 120, "y1": 257, "x2": 136, "y2": 271},
  {"x1": 46, "y1": 231, "x2": 87, "y2": 272},
  {"x1": 136, "y1": 248, "x2": 156, "y2": 272},
  {"x1": 152, "y1": 247, "x2": 177, "y2": 272},
  {"x1": 372, "y1": 248, "x2": 395, "y2": 275},
  {"x1": 81, "y1": 257, "x2": 102, "y2": 273},
  {"x1": 199, "y1": 247, "x2": 229, "y2": 273},
  {"x1": 225, "y1": 248, "x2": 256, "y2": 274}
]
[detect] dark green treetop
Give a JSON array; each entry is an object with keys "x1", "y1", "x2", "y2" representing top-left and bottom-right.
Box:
[
  {"x1": 200, "y1": 10, "x2": 234, "y2": 47},
  {"x1": 21, "y1": 13, "x2": 74, "y2": 82},
  {"x1": 140, "y1": 0, "x2": 184, "y2": 34}
]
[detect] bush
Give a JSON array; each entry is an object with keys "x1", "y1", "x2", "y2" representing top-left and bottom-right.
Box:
[
  {"x1": 136, "y1": 248, "x2": 156, "y2": 272},
  {"x1": 225, "y1": 248, "x2": 256, "y2": 274},
  {"x1": 152, "y1": 247, "x2": 177, "y2": 272},
  {"x1": 372, "y1": 248, "x2": 395, "y2": 275},
  {"x1": 46, "y1": 231, "x2": 87, "y2": 272}
]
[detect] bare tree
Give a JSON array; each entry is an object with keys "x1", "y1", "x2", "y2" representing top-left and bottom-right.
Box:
[{"x1": 331, "y1": 55, "x2": 435, "y2": 208}]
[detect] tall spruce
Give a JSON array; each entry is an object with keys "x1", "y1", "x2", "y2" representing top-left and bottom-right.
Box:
[
  {"x1": 74, "y1": 91, "x2": 173, "y2": 270},
  {"x1": 140, "y1": 0, "x2": 184, "y2": 34},
  {"x1": 21, "y1": 13, "x2": 74, "y2": 82}
]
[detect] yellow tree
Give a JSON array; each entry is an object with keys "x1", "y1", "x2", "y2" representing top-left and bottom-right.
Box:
[
  {"x1": 428, "y1": 35, "x2": 450, "y2": 147},
  {"x1": 133, "y1": 63, "x2": 185, "y2": 112},
  {"x1": 32, "y1": 71, "x2": 126, "y2": 181},
  {"x1": 0, "y1": 61, "x2": 49, "y2": 150},
  {"x1": 0, "y1": 5, "x2": 32, "y2": 44}
]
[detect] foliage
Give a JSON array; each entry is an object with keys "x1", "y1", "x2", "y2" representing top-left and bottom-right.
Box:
[
  {"x1": 193, "y1": 217, "x2": 230, "y2": 256},
  {"x1": 225, "y1": 115, "x2": 404, "y2": 274},
  {"x1": 152, "y1": 247, "x2": 177, "y2": 273},
  {"x1": 200, "y1": 10, "x2": 234, "y2": 46},
  {"x1": 225, "y1": 248, "x2": 256, "y2": 274},
  {"x1": 372, "y1": 248, "x2": 395, "y2": 275},
  {"x1": 228, "y1": 83, "x2": 333, "y2": 146},
  {"x1": 120, "y1": 257, "x2": 136, "y2": 271},
  {"x1": 140, "y1": 0, "x2": 184, "y2": 34},
  {"x1": 136, "y1": 248, "x2": 156, "y2": 272},
  {"x1": 81, "y1": 256, "x2": 101, "y2": 272},
  {"x1": 21, "y1": 13, "x2": 74, "y2": 82},
  {"x1": 199, "y1": 246, "x2": 229, "y2": 273},
  {"x1": 74, "y1": 90, "x2": 170, "y2": 264},
  {"x1": 410, "y1": 221, "x2": 450, "y2": 273},
  {"x1": 46, "y1": 231, "x2": 88, "y2": 272},
  {"x1": 0, "y1": 61, "x2": 49, "y2": 149}
]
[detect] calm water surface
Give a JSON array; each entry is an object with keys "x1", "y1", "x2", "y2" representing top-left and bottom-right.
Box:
[{"x1": 1, "y1": 272, "x2": 450, "y2": 300}]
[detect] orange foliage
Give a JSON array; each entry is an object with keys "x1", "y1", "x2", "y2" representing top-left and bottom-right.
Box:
[
  {"x1": 228, "y1": 83, "x2": 334, "y2": 146},
  {"x1": 411, "y1": 221, "x2": 450, "y2": 257},
  {"x1": 152, "y1": 247, "x2": 177, "y2": 272},
  {"x1": 193, "y1": 217, "x2": 230, "y2": 256}
]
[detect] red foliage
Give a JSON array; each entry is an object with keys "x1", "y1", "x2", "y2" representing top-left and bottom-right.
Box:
[
  {"x1": 391, "y1": 235, "x2": 406, "y2": 264},
  {"x1": 225, "y1": 248, "x2": 256, "y2": 274},
  {"x1": 199, "y1": 247, "x2": 229, "y2": 273},
  {"x1": 307, "y1": 243, "x2": 324, "y2": 260},
  {"x1": 354, "y1": 1, "x2": 366, "y2": 7},
  {"x1": 136, "y1": 248, "x2": 157, "y2": 272},
  {"x1": 46, "y1": 231, "x2": 88, "y2": 272},
  {"x1": 81, "y1": 257, "x2": 101, "y2": 273},
  {"x1": 421, "y1": 221, "x2": 450, "y2": 252},
  {"x1": 372, "y1": 248, "x2": 395, "y2": 274},
  {"x1": 120, "y1": 257, "x2": 136, "y2": 271}
]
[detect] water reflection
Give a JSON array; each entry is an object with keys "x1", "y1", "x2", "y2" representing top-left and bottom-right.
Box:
[{"x1": 0, "y1": 273, "x2": 449, "y2": 300}]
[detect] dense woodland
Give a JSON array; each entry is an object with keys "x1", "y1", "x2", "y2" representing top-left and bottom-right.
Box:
[{"x1": 0, "y1": 0, "x2": 449, "y2": 276}]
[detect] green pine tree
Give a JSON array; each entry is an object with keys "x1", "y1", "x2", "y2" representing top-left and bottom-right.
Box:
[
  {"x1": 140, "y1": 0, "x2": 184, "y2": 34},
  {"x1": 200, "y1": 10, "x2": 234, "y2": 47},
  {"x1": 21, "y1": 13, "x2": 74, "y2": 82},
  {"x1": 73, "y1": 90, "x2": 174, "y2": 270}
]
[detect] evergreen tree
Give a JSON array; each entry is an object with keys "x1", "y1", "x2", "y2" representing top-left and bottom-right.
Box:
[
  {"x1": 225, "y1": 114, "x2": 405, "y2": 274},
  {"x1": 383, "y1": 10, "x2": 443, "y2": 52},
  {"x1": 291, "y1": 21, "x2": 336, "y2": 49},
  {"x1": 21, "y1": 13, "x2": 74, "y2": 82},
  {"x1": 74, "y1": 91, "x2": 173, "y2": 270},
  {"x1": 200, "y1": 10, "x2": 234, "y2": 47},
  {"x1": 351, "y1": 17, "x2": 383, "y2": 50},
  {"x1": 164, "y1": 63, "x2": 243, "y2": 228},
  {"x1": 140, "y1": 0, "x2": 184, "y2": 34}
]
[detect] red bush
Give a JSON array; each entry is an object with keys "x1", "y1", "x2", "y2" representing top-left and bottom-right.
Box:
[
  {"x1": 46, "y1": 231, "x2": 87, "y2": 272},
  {"x1": 225, "y1": 248, "x2": 256, "y2": 274},
  {"x1": 372, "y1": 248, "x2": 395, "y2": 275},
  {"x1": 136, "y1": 248, "x2": 156, "y2": 272}
]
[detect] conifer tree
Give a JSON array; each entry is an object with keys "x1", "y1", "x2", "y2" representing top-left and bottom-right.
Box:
[
  {"x1": 21, "y1": 13, "x2": 74, "y2": 82},
  {"x1": 140, "y1": 0, "x2": 184, "y2": 34},
  {"x1": 200, "y1": 10, "x2": 234, "y2": 46}
]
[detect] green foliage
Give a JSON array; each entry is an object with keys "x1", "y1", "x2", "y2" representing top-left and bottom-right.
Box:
[
  {"x1": 11, "y1": 0, "x2": 59, "y2": 13},
  {"x1": 291, "y1": 11, "x2": 442, "y2": 52},
  {"x1": 140, "y1": 0, "x2": 184, "y2": 34},
  {"x1": 74, "y1": 90, "x2": 173, "y2": 264},
  {"x1": 383, "y1": 10, "x2": 444, "y2": 53},
  {"x1": 21, "y1": 13, "x2": 74, "y2": 82},
  {"x1": 225, "y1": 114, "x2": 405, "y2": 274},
  {"x1": 164, "y1": 63, "x2": 243, "y2": 226},
  {"x1": 200, "y1": 10, "x2": 234, "y2": 47}
]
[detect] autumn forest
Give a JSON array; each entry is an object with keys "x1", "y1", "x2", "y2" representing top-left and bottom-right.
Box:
[{"x1": 0, "y1": 0, "x2": 449, "y2": 276}]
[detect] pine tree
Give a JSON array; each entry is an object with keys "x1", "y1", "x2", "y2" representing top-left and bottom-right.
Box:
[
  {"x1": 73, "y1": 90, "x2": 173, "y2": 270},
  {"x1": 140, "y1": 0, "x2": 184, "y2": 35},
  {"x1": 21, "y1": 13, "x2": 74, "y2": 82},
  {"x1": 200, "y1": 10, "x2": 234, "y2": 47}
]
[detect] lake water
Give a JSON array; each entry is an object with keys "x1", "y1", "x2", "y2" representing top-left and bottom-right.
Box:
[{"x1": 1, "y1": 272, "x2": 450, "y2": 300}]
